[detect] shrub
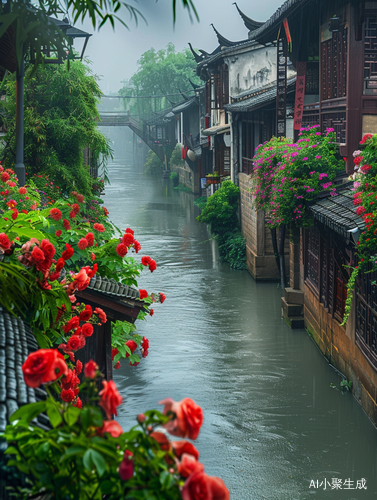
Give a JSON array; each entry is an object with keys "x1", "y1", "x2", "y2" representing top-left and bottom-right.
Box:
[{"x1": 144, "y1": 150, "x2": 164, "y2": 175}]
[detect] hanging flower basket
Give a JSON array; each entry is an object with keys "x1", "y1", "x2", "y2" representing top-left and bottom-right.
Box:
[{"x1": 205, "y1": 176, "x2": 220, "y2": 185}]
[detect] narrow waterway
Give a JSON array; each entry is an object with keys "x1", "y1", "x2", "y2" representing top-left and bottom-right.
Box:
[{"x1": 103, "y1": 128, "x2": 377, "y2": 500}]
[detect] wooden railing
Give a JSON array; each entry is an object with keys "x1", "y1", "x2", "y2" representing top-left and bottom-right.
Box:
[{"x1": 242, "y1": 157, "x2": 254, "y2": 175}]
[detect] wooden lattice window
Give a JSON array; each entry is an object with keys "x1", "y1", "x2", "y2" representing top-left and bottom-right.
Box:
[
  {"x1": 334, "y1": 266, "x2": 347, "y2": 321},
  {"x1": 356, "y1": 267, "x2": 377, "y2": 369},
  {"x1": 321, "y1": 29, "x2": 347, "y2": 100},
  {"x1": 364, "y1": 13, "x2": 377, "y2": 81},
  {"x1": 306, "y1": 227, "x2": 320, "y2": 293},
  {"x1": 322, "y1": 111, "x2": 346, "y2": 144},
  {"x1": 320, "y1": 235, "x2": 328, "y2": 308}
]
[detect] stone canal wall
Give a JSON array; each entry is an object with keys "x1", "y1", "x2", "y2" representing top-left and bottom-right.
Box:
[
  {"x1": 170, "y1": 161, "x2": 200, "y2": 194},
  {"x1": 239, "y1": 173, "x2": 289, "y2": 281},
  {"x1": 304, "y1": 284, "x2": 377, "y2": 426}
]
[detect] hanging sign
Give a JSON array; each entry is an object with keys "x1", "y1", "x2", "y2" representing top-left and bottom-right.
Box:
[
  {"x1": 293, "y1": 62, "x2": 307, "y2": 130},
  {"x1": 276, "y1": 37, "x2": 287, "y2": 137}
]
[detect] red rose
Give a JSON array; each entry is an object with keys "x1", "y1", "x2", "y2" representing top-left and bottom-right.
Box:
[
  {"x1": 31, "y1": 246, "x2": 45, "y2": 264},
  {"x1": 78, "y1": 238, "x2": 88, "y2": 250},
  {"x1": 40, "y1": 239, "x2": 55, "y2": 259},
  {"x1": 49, "y1": 208, "x2": 62, "y2": 221},
  {"x1": 76, "y1": 194, "x2": 84, "y2": 203},
  {"x1": 354, "y1": 156, "x2": 363, "y2": 165},
  {"x1": 114, "y1": 360, "x2": 121, "y2": 369},
  {"x1": 182, "y1": 471, "x2": 229, "y2": 500},
  {"x1": 134, "y1": 240, "x2": 141, "y2": 253},
  {"x1": 122, "y1": 232, "x2": 134, "y2": 247},
  {"x1": 116, "y1": 243, "x2": 128, "y2": 257},
  {"x1": 125, "y1": 228, "x2": 134, "y2": 235},
  {"x1": 159, "y1": 293, "x2": 166, "y2": 303},
  {"x1": 141, "y1": 255, "x2": 151, "y2": 266},
  {"x1": 63, "y1": 316, "x2": 80, "y2": 334},
  {"x1": 159, "y1": 397, "x2": 204, "y2": 440},
  {"x1": 112, "y1": 347, "x2": 119, "y2": 360},
  {"x1": 178, "y1": 453, "x2": 204, "y2": 478},
  {"x1": 79, "y1": 304, "x2": 92, "y2": 321},
  {"x1": 125, "y1": 340, "x2": 137, "y2": 357},
  {"x1": 93, "y1": 223, "x2": 105, "y2": 232},
  {"x1": 139, "y1": 289, "x2": 148, "y2": 299},
  {"x1": 22, "y1": 349, "x2": 68, "y2": 388},
  {"x1": 119, "y1": 450, "x2": 134, "y2": 481},
  {"x1": 67, "y1": 335, "x2": 81, "y2": 351},
  {"x1": 142, "y1": 349, "x2": 149, "y2": 358},
  {"x1": 63, "y1": 219, "x2": 71, "y2": 231},
  {"x1": 149, "y1": 259, "x2": 157, "y2": 272},
  {"x1": 102, "y1": 206, "x2": 109, "y2": 216},
  {"x1": 98, "y1": 419, "x2": 123, "y2": 438},
  {"x1": 69, "y1": 210, "x2": 76, "y2": 219},
  {"x1": 11, "y1": 209, "x2": 18, "y2": 220},
  {"x1": 72, "y1": 203, "x2": 80, "y2": 213},
  {"x1": 172, "y1": 440, "x2": 199, "y2": 460},
  {"x1": 18, "y1": 187, "x2": 27, "y2": 195},
  {"x1": 81, "y1": 323, "x2": 94, "y2": 337},
  {"x1": 0, "y1": 233, "x2": 11, "y2": 251},
  {"x1": 61, "y1": 388, "x2": 75, "y2": 403},
  {"x1": 62, "y1": 243, "x2": 74, "y2": 261},
  {"x1": 94, "y1": 307, "x2": 107, "y2": 324},
  {"x1": 141, "y1": 336, "x2": 149, "y2": 350},
  {"x1": 73, "y1": 268, "x2": 90, "y2": 291},
  {"x1": 84, "y1": 359, "x2": 98, "y2": 379},
  {"x1": 76, "y1": 360, "x2": 83, "y2": 375},
  {"x1": 85, "y1": 232, "x2": 95, "y2": 247},
  {"x1": 1, "y1": 172, "x2": 9, "y2": 182},
  {"x1": 150, "y1": 431, "x2": 172, "y2": 452},
  {"x1": 56, "y1": 258, "x2": 65, "y2": 272},
  {"x1": 99, "y1": 380, "x2": 123, "y2": 419},
  {"x1": 73, "y1": 397, "x2": 83, "y2": 409},
  {"x1": 55, "y1": 230, "x2": 62, "y2": 237}
]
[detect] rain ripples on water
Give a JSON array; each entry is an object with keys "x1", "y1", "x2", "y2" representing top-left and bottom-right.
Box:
[{"x1": 103, "y1": 128, "x2": 377, "y2": 499}]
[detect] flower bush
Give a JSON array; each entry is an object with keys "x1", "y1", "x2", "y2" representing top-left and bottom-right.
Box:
[
  {"x1": 1, "y1": 355, "x2": 229, "y2": 500},
  {"x1": 251, "y1": 126, "x2": 344, "y2": 227}
]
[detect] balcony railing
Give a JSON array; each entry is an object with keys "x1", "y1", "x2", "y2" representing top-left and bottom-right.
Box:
[{"x1": 242, "y1": 157, "x2": 254, "y2": 175}]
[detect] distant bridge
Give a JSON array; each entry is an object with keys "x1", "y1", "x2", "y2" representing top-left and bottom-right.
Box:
[{"x1": 98, "y1": 112, "x2": 167, "y2": 164}]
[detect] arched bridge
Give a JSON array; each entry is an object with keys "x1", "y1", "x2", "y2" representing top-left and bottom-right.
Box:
[{"x1": 98, "y1": 112, "x2": 168, "y2": 164}]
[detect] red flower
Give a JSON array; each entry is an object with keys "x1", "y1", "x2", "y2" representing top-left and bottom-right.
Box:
[
  {"x1": 67, "y1": 335, "x2": 81, "y2": 351},
  {"x1": 73, "y1": 397, "x2": 83, "y2": 409},
  {"x1": 142, "y1": 349, "x2": 149, "y2": 358},
  {"x1": 159, "y1": 293, "x2": 166, "y2": 304},
  {"x1": 133, "y1": 240, "x2": 141, "y2": 253},
  {"x1": 102, "y1": 206, "x2": 109, "y2": 216},
  {"x1": 159, "y1": 397, "x2": 204, "y2": 440},
  {"x1": 78, "y1": 238, "x2": 88, "y2": 250},
  {"x1": 116, "y1": 243, "x2": 128, "y2": 257},
  {"x1": 49, "y1": 208, "x2": 62, "y2": 221},
  {"x1": 119, "y1": 450, "x2": 134, "y2": 481},
  {"x1": 141, "y1": 336, "x2": 149, "y2": 351},
  {"x1": 172, "y1": 440, "x2": 199, "y2": 460},
  {"x1": 139, "y1": 289, "x2": 148, "y2": 299},
  {"x1": 55, "y1": 230, "x2": 62, "y2": 237},
  {"x1": 73, "y1": 267, "x2": 90, "y2": 291},
  {"x1": 112, "y1": 347, "x2": 119, "y2": 360},
  {"x1": 356, "y1": 206, "x2": 365, "y2": 216},
  {"x1": 182, "y1": 471, "x2": 229, "y2": 500},
  {"x1": 79, "y1": 304, "x2": 92, "y2": 321},
  {"x1": 354, "y1": 156, "x2": 363, "y2": 165},
  {"x1": 150, "y1": 308, "x2": 154, "y2": 316},
  {"x1": 114, "y1": 361, "x2": 121, "y2": 369},
  {"x1": 85, "y1": 232, "x2": 95, "y2": 247},
  {"x1": 84, "y1": 359, "x2": 98, "y2": 379},
  {"x1": 76, "y1": 360, "x2": 83, "y2": 375},
  {"x1": 122, "y1": 232, "x2": 134, "y2": 247},
  {"x1": 94, "y1": 307, "x2": 107, "y2": 323},
  {"x1": 76, "y1": 194, "x2": 84, "y2": 203},
  {"x1": 99, "y1": 380, "x2": 123, "y2": 419},
  {"x1": 31, "y1": 246, "x2": 45, "y2": 264},
  {"x1": 72, "y1": 203, "x2": 80, "y2": 213},
  {"x1": 149, "y1": 259, "x2": 157, "y2": 272},
  {"x1": 63, "y1": 316, "x2": 80, "y2": 334},
  {"x1": 69, "y1": 210, "x2": 76, "y2": 219},
  {"x1": 18, "y1": 187, "x2": 27, "y2": 195},
  {"x1": 178, "y1": 453, "x2": 204, "y2": 478},
  {"x1": 125, "y1": 340, "x2": 137, "y2": 357},
  {"x1": 82, "y1": 323, "x2": 94, "y2": 337},
  {"x1": 62, "y1": 243, "x2": 74, "y2": 261},
  {"x1": 150, "y1": 431, "x2": 172, "y2": 452},
  {"x1": 56, "y1": 258, "x2": 65, "y2": 272},
  {"x1": 91, "y1": 252, "x2": 96, "y2": 261},
  {"x1": 61, "y1": 388, "x2": 75, "y2": 402},
  {"x1": 98, "y1": 420, "x2": 123, "y2": 438},
  {"x1": 0, "y1": 233, "x2": 10, "y2": 251},
  {"x1": 40, "y1": 239, "x2": 55, "y2": 260},
  {"x1": 93, "y1": 223, "x2": 105, "y2": 232},
  {"x1": 11, "y1": 209, "x2": 18, "y2": 220},
  {"x1": 22, "y1": 349, "x2": 68, "y2": 388},
  {"x1": 1, "y1": 172, "x2": 9, "y2": 182},
  {"x1": 63, "y1": 219, "x2": 71, "y2": 231},
  {"x1": 125, "y1": 228, "x2": 134, "y2": 235},
  {"x1": 141, "y1": 256, "x2": 151, "y2": 266}
]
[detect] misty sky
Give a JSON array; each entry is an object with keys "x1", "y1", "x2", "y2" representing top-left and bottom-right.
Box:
[{"x1": 76, "y1": 0, "x2": 283, "y2": 94}]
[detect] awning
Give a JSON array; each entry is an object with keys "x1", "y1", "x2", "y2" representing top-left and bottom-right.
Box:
[
  {"x1": 309, "y1": 184, "x2": 365, "y2": 240},
  {"x1": 202, "y1": 124, "x2": 230, "y2": 136}
]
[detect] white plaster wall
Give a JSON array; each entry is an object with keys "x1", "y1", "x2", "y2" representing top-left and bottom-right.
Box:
[{"x1": 226, "y1": 46, "x2": 277, "y2": 98}]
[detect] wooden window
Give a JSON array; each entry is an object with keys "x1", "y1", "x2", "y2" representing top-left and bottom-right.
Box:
[
  {"x1": 334, "y1": 266, "x2": 347, "y2": 321},
  {"x1": 356, "y1": 267, "x2": 377, "y2": 369},
  {"x1": 306, "y1": 227, "x2": 320, "y2": 293},
  {"x1": 364, "y1": 13, "x2": 377, "y2": 81},
  {"x1": 321, "y1": 29, "x2": 347, "y2": 100}
]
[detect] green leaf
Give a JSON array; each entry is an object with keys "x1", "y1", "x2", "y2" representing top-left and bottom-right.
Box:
[
  {"x1": 10, "y1": 401, "x2": 46, "y2": 423},
  {"x1": 4, "y1": 446, "x2": 18, "y2": 455},
  {"x1": 64, "y1": 405, "x2": 81, "y2": 426},
  {"x1": 60, "y1": 446, "x2": 86, "y2": 462},
  {"x1": 83, "y1": 449, "x2": 106, "y2": 477},
  {"x1": 46, "y1": 402, "x2": 63, "y2": 428}
]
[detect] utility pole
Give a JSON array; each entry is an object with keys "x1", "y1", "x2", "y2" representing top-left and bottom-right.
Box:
[{"x1": 15, "y1": 49, "x2": 25, "y2": 187}]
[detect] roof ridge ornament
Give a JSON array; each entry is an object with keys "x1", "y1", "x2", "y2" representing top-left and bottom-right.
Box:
[
  {"x1": 232, "y1": 2, "x2": 264, "y2": 32},
  {"x1": 188, "y1": 42, "x2": 203, "y2": 63}
]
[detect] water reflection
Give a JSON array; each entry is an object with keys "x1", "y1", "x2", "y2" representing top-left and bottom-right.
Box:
[{"x1": 103, "y1": 128, "x2": 377, "y2": 499}]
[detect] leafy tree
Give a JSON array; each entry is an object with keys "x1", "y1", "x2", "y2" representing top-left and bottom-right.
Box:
[
  {"x1": 119, "y1": 43, "x2": 201, "y2": 117},
  {"x1": 0, "y1": 60, "x2": 112, "y2": 197},
  {"x1": 144, "y1": 150, "x2": 164, "y2": 175}
]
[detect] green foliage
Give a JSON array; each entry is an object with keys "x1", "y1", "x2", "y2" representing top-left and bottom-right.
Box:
[
  {"x1": 119, "y1": 43, "x2": 200, "y2": 117},
  {"x1": 170, "y1": 171, "x2": 178, "y2": 180},
  {"x1": 144, "y1": 150, "x2": 164, "y2": 175},
  {"x1": 251, "y1": 126, "x2": 344, "y2": 228},
  {"x1": 169, "y1": 144, "x2": 185, "y2": 168},
  {"x1": 174, "y1": 184, "x2": 191, "y2": 192},
  {"x1": 0, "y1": 60, "x2": 111, "y2": 198},
  {"x1": 193, "y1": 196, "x2": 207, "y2": 211},
  {"x1": 197, "y1": 181, "x2": 246, "y2": 269},
  {"x1": 1, "y1": 380, "x2": 183, "y2": 499}
]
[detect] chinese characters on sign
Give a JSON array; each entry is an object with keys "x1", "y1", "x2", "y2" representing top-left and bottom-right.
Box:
[
  {"x1": 293, "y1": 62, "x2": 307, "y2": 131},
  {"x1": 276, "y1": 37, "x2": 287, "y2": 138},
  {"x1": 309, "y1": 478, "x2": 367, "y2": 490}
]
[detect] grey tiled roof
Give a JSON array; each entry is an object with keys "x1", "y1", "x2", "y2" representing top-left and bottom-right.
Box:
[
  {"x1": 225, "y1": 76, "x2": 296, "y2": 112},
  {"x1": 309, "y1": 185, "x2": 365, "y2": 240},
  {"x1": 87, "y1": 276, "x2": 143, "y2": 300},
  {"x1": 171, "y1": 97, "x2": 198, "y2": 114},
  {"x1": 0, "y1": 308, "x2": 48, "y2": 432}
]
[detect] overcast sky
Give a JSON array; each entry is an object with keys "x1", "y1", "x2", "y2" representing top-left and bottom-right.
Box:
[{"x1": 76, "y1": 0, "x2": 283, "y2": 94}]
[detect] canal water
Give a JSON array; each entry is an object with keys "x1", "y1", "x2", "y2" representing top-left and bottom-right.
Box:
[{"x1": 103, "y1": 128, "x2": 377, "y2": 500}]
